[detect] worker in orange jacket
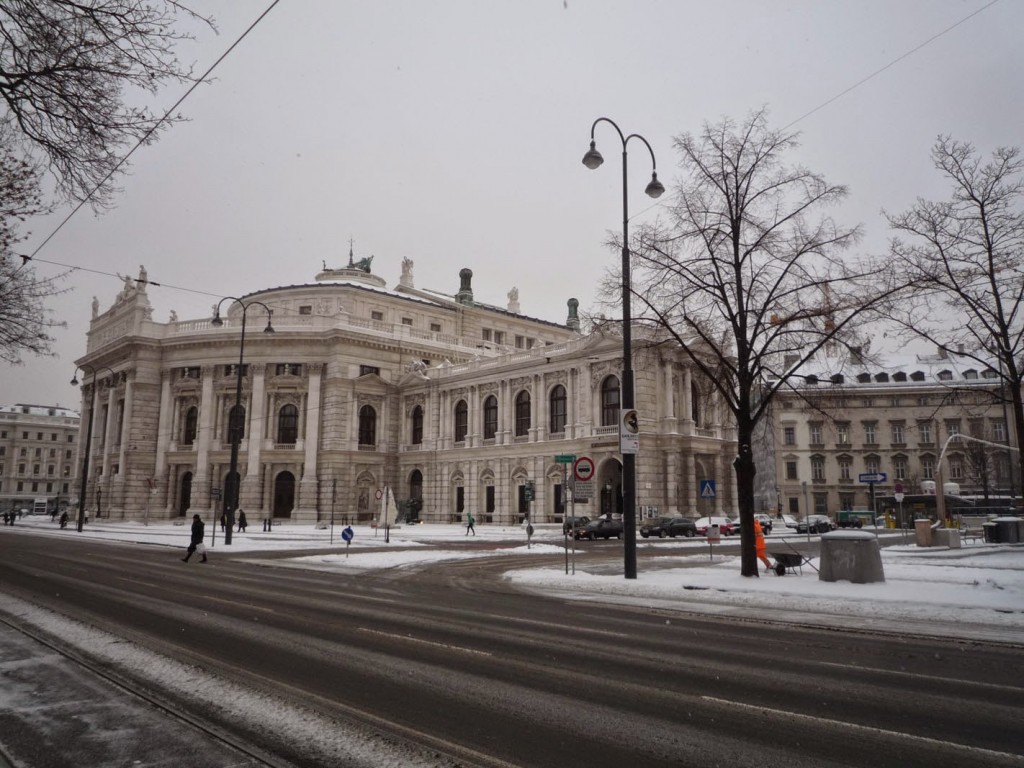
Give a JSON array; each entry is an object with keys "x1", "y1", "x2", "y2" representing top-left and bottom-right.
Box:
[{"x1": 754, "y1": 518, "x2": 772, "y2": 573}]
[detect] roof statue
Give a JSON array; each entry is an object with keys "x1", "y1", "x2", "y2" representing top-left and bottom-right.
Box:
[
  {"x1": 507, "y1": 286, "x2": 520, "y2": 313},
  {"x1": 353, "y1": 255, "x2": 374, "y2": 273},
  {"x1": 91, "y1": 296, "x2": 99, "y2": 318},
  {"x1": 400, "y1": 257, "x2": 414, "y2": 287}
]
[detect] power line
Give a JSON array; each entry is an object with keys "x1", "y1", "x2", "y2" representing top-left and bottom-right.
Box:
[{"x1": 22, "y1": 0, "x2": 284, "y2": 265}]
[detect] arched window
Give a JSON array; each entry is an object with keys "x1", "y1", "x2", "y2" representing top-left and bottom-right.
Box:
[
  {"x1": 549, "y1": 385, "x2": 566, "y2": 434},
  {"x1": 601, "y1": 376, "x2": 620, "y2": 427},
  {"x1": 483, "y1": 395, "x2": 498, "y2": 440},
  {"x1": 514, "y1": 391, "x2": 531, "y2": 437},
  {"x1": 278, "y1": 404, "x2": 298, "y2": 445},
  {"x1": 358, "y1": 405, "x2": 376, "y2": 446},
  {"x1": 182, "y1": 406, "x2": 198, "y2": 445},
  {"x1": 226, "y1": 404, "x2": 245, "y2": 443},
  {"x1": 454, "y1": 400, "x2": 468, "y2": 442},
  {"x1": 411, "y1": 405, "x2": 423, "y2": 445}
]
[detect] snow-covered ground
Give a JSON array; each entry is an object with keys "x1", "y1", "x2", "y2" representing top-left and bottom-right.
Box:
[{"x1": 7, "y1": 516, "x2": 1023, "y2": 642}]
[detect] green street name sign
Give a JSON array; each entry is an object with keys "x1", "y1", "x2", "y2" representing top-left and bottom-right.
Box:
[{"x1": 554, "y1": 454, "x2": 576, "y2": 464}]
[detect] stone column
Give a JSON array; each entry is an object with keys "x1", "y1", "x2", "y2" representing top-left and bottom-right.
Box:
[
  {"x1": 243, "y1": 364, "x2": 266, "y2": 510},
  {"x1": 682, "y1": 367, "x2": 694, "y2": 435},
  {"x1": 193, "y1": 365, "x2": 215, "y2": 511},
  {"x1": 114, "y1": 371, "x2": 134, "y2": 516},
  {"x1": 154, "y1": 370, "x2": 172, "y2": 512},
  {"x1": 297, "y1": 363, "x2": 323, "y2": 518}
]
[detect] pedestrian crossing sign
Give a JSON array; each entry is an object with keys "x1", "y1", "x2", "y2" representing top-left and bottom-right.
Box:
[{"x1": 700, "y1": 480, "x2": 716, "y2": 499}]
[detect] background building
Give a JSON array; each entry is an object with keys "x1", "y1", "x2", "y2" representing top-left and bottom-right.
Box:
[
  {"x1": 766, "y1": 346, "x2": 1018, "y2": 518},
  {"x1": 0, "y1": 404, "x2": 79, "y2": 517},
  {"x1": 73, "y1": 257, "x2": 737, "y2": 525}
]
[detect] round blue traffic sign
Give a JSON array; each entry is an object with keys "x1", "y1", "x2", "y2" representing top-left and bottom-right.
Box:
[{"x1": 341, "y1": 526, "x2": 354, "y2": 542}]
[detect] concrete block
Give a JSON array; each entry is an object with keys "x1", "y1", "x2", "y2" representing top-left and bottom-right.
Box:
[
  {"x1": 819, "y1": 530, "x2": 885, "y2": 583},
  {"x1": 932, "y1": 528, "x2": 961, "y2": 549}
]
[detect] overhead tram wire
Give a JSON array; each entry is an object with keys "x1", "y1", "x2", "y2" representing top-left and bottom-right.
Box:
[
  {"x1": 18, "y1": 0, "x2": 284, "y2": 271},
  {"x1": 627, "y1": 0, "x2": 1003, "y2": 223}
]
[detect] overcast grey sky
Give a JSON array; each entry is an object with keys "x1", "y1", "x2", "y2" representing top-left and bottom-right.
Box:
[{"x1": 3, "y1": 0, "x2": 1021, "y2": 410}]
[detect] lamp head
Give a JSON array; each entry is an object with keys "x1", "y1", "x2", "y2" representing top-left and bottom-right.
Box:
[
  {"x1": 262, "y1": 309, "x2": 275, "y2": 333},
  {"x1": 645, "y1": 171, "x2": 665, "y2": 199},
  {"x1": 211, "y1": 312, "x2": 223, "y2": 327},
  {"x1": 582, "y1": 141, "x2": 604, "y2": 170},
  {"x1": 70, "y1": 373, "x2": 79, "y2": 386}
]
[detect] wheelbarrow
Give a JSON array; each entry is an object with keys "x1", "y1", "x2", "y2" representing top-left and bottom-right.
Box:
[{"x1": 769, "y1": 551, "x2": 810, "y2": 576}]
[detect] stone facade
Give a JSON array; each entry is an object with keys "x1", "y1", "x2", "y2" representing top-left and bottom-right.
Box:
[
  {"x1": 0, "y1": 404, "x2": 80, "y2": 516},
  {"x1": 73, "y1": 262, "x2": 737, "y2": 524}
]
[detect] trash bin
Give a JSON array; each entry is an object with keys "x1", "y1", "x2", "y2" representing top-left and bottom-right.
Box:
[
  {"x1": 993, "y1": 516, "x2": 1023, "y2": 544},
  {"x1": 983, "y1": 521, "x2": 999, "y2": 543},
  {"x1": 914, "y1": 518, "x2": 933, "y2": 547}
]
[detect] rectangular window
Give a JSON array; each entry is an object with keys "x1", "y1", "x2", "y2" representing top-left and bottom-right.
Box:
[
  {"x1": 836, "y1": 424, "x2": 850, "y2": 445},
  {"x1": 811, "y1": 458, "x2": 824, "y2": 481},
  {"x1": 949, "y1": 458, "x2": 963, "y2": 480},
  {"x1": 945, "y1": 420, "x2": 961, "y2": 439},
  {"x1": 299, "y1": 305, "x2": 312, "y2": 315},
  {"x1": 863, "y1": 422, "x2": 877, "y2": 444},
  {"x1": 276, "y1": 363, "x2": 302, "y2": 376},
  {"x1": 865, "y1": 457, "x2": 880, "y2": 474},
  {"x1": 814, "y1": 493, "x2": 828, "y2": 514},
  {"x1": 181, "y1": 367, "x2": 200, "y2": 379},
  {"x1": 862, "y1": 398, "x2": 873, "y2": 408},
  {"x1": 401, "y1": 317, "x2": 413, "y2": 326},
  {"x1": 482, "y1": 329, "x2": 492, "y2": 341},
  {"x1": 494, "y1": 331, "x2": 505, "y2": 345},
  {"x1": 839, "y1": 492, "x2": 855, "y2": 510},
  {"x1": 371, "y1": 310, "x2": 384, "y2": 321},
  {"x1": 993, "y1": 420, "x2": 1007, "y2": 442},
  {"x1": 359, "y1": 365, "x2": 380, "y2": 377},
  {"x1": 225, "y1": 363, "x2": 249, "y2": 378},
  {"x1": 783, "y1": 426, "x2": 795, "y2": 446},
  {"x1": 785, "y1": 461, "x2": 798, "y2": 481},
  {"x1": 839, "y1": 459, "x2": 851, "y2": 480},
  {"x1": 486, "y1": 485, "x2": 495, "y2": 514},
  {"x1": 893, "y1": 458, "x2": 907, "y2": 481},
  {"x1": 890, "y1": 423, "x2": 905, "y2": 444},
  {"x1": 918, "y1": 421, "x2": 933, "y2": 444},
  {"x1": 430, "y1": 322, "x2": 441, "y2": 333},
  {"x1": 809, "y1": 423, "x2": 823, "y2": 445},
  {"x1": 515, "y1": 335, "x2": 525, "y2": 349},
  {"x1": 922, "y1": 458, "x2": 934, "y2": 480}
]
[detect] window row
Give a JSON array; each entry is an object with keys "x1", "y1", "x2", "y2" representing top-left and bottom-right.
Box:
[{"x1": 405, "y1": 377, "x2": 621, "y2": 445}]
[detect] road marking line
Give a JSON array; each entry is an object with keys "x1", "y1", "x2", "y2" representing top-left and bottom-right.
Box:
[
  {"x1": 357, "y1": 627, "x2": 493, "y2": 656},
  {"x1": 702, "y1": 695, "x2": 1023, "y2": 762},
  {"x1": 814, "y1": 660, "x2": 1024, "y2": 693}
]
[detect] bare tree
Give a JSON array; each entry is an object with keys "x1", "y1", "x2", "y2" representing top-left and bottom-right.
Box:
[
  {"x1": 0, "y1": 0, "x2": 214, "y2": 206},
  {"x1": 630, "y1": 108, "x2": 905, "y2": 577},
  {"x1": 0, "y1": 128, "x2": 67, "y2": 363},
  {"x1": 887, "y1": 138, "x2": 1024, "y2": 492}
]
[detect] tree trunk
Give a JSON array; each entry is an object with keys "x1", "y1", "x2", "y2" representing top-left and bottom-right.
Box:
[{"x1": 733, "y1": 437, "x2": 758, "y2": 577}]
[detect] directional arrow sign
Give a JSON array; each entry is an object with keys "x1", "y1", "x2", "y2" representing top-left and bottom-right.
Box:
[{"x1": 858, "y1": 472, "x2": 887, "y2": 483}]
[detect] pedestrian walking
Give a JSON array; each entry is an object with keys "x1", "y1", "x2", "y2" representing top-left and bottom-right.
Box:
[
  {"x1": 182, "y1": 514, "x2": 207, "y2": 563},
  {"x1": 237, "y1": 509, "x2": 247, "y2": 533},
  {"x1": 465, "y1": 511, "x2": 475, "y2": 536},
  {"x1": 219, "y1": 512, "x2": 226, "y2": 531},
  {"x1": 59, "y1": 511, "x2": 69, "y2": 529}
]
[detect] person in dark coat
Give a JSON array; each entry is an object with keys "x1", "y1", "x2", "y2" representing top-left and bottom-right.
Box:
[
  {"x1": 237, "y1": 509, "x2": 247, "y2": 533},
  {"x1": 182, "y1": 514, "x2": 207, "y2": 563},
  {"x1": 59, "y1": 511, "x2": 69, "y2": 529}
]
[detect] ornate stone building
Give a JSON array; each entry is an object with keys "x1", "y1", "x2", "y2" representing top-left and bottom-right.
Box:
[
  {"x1": 74, "y1": 258, "x2": 737, "y2": 524},
  {"x1": 767, "y1": 346, "x2": 1017, "y2": 517},
  {"x1": 0, "y1": 404, "x2": 79, "y2": 517}
]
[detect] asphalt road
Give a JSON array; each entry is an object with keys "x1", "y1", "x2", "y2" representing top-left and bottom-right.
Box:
[{"x1": 0, "y1": 532, "x2": 1021, "y2": 768}]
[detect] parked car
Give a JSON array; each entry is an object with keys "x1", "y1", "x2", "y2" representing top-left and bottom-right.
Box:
[
  {"x1": 782, "y1": 514, "x2": 800, "y2": 530},
  {"x1": 640, "y1": 516, "x2": 697, "y2": 538},
  {"x1": 733, "y1": 513, "x2": 774, "y2": 535},
  {"x1": 693, "y1": 516, "x2": 736, "y2": 536},
  {"x1": 796, "y1": 514, "x2": 834, "y2": 534},
  {"x1": 578, "y1": 517, "x2": 624, "y2": 540},
  {"x1": 563, "y1": 516, "x2": 590, "y2": 536},
  {"x1": 836, "y1": 509, "x2": 875, "y2": 528}
]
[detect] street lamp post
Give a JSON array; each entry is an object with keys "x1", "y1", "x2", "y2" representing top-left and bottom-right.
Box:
[
  {"x1": 582, "y1": 117, "x2": 664, "y2": 580},
  {"x1": 70, "y1": 366, "x2": 117, "y2": 533},
  {"x1": 211, "y1": 298, "x2": 274, "y2": 545}
]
